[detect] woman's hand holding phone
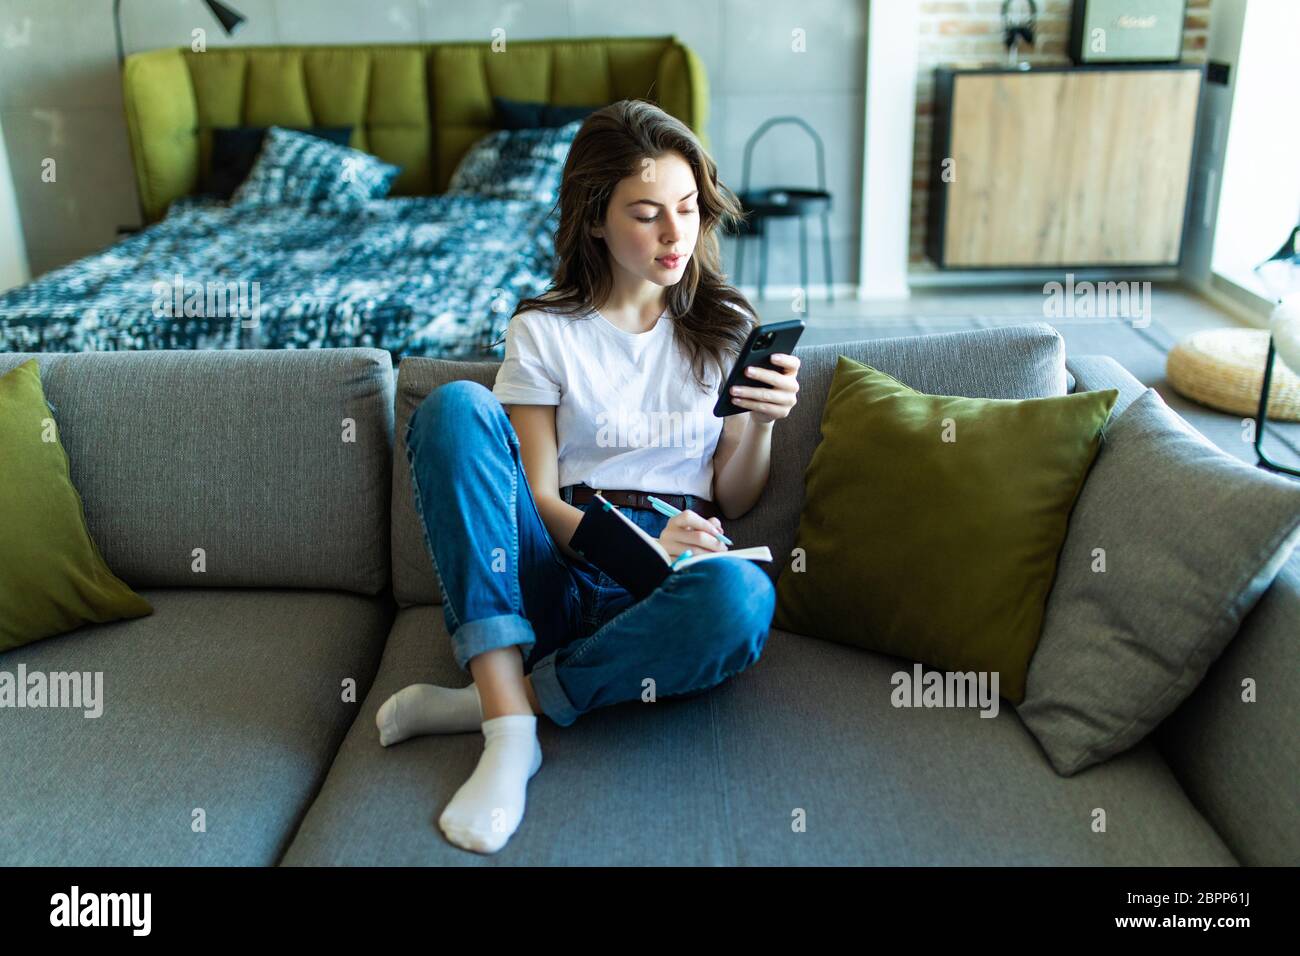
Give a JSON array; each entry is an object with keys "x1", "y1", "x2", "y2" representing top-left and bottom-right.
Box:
[
  {"x1": 658, "y1": 510, "x2": 729, "y2": 560},
  {"x1": 714, "y1": 319, "x2": 805, "y2": 418},
  {"x1": 728, "y1": 352, "x2": 802, "y2": 425}
]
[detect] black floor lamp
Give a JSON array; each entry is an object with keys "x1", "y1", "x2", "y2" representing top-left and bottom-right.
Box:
[
  {"x1": 111, "y1": 0, "x2": 246, "y2": 235},
  {"x1": 113, "y1": 0, "x2": 247, "y2": 66},
  {"x1": 1252, "y1": 224, "x2": 1300, "y2": 478}
]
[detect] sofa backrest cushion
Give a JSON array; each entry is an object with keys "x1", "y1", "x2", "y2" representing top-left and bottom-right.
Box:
[
  {"x1": 0, "y1": 348, "x2": 394, "y2": 595},
  {"x1": 392, "y1": 359, "x2": 498, "y2": 607},
  {"x1": 391, "y1": 322, "x2": 1068, "y2": 608}
]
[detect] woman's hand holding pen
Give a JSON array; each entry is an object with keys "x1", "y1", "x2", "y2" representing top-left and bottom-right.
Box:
[
  {"x1": 729, "y1": 353, "x2": 801, "y2": 424},
  {"x1": 658, "y1": 510, "x2": 728, "y2": 561}
]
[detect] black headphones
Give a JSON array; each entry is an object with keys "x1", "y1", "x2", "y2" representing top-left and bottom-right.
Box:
[{"x1": 1002, "y1": 0, "x2": 1038, "y2": 50}]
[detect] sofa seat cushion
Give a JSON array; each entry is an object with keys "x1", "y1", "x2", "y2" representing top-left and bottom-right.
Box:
[
  {"x1": 281, "y1": 610, "x2": 1236, "y2": 865},
  {"x1": 710, "y1": 628, "x2": 1236, "y2": 865},
  {"x1": 0, "y1": 588, "x2": 392, "y2": 866},
  {"x1": 281, "y1": 605, "x2": 739, "y2": 865}
]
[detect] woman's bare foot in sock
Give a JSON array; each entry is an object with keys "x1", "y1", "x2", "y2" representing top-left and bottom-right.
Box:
[
  {"x1": 438, "y1": 714, "x2": 543, "y2": 853},
  {"x1": 376, "y1": 683, "x2": 483, "y2": 744},
  {"x1": 377, "y1": 674, "x2": 541, "y2": 745}
]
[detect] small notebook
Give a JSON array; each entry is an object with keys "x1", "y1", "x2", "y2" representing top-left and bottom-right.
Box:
[{"x1": 568, "y1": 493, "x2": 773, "y2": 600}]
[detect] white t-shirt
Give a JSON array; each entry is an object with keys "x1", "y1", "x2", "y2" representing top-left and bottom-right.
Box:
[{"x1": 492, "y1": 305, "x2": 736, "y2": 499}]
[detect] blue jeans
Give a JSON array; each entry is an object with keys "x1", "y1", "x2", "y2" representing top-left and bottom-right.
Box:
[{"x1": 403, "y1": 379, "x2": 777, "y2": 727}]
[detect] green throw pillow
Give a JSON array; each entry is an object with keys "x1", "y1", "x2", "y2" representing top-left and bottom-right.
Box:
[
  {"x1": 0, "y1": 359, "x2": 153, "y2": 651},
  {"x1": 773, "y1": 356, "x2": 1118, "y2": 703}
]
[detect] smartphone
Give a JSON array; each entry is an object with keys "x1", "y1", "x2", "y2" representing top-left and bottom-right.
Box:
[{"x1": 713, "y1": 319, "x2": 806, "y2": 417}]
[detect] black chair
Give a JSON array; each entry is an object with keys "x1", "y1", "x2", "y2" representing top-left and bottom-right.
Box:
[{"x1": 730, "y1": 117, "x2": 834, "y2": 309}]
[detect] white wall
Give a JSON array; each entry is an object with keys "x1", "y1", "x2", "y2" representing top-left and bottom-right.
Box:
[
  {"x1": 858, "y1": 0, "x2": 917, "y2": 299},
  {"x1": 0, "y1": 115, "x2": 31, "y2": 292}
]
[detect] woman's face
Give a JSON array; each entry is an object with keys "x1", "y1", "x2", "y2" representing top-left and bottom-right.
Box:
[{"x1": 593, "y1": 149, "x2": 700, "y2": 290}]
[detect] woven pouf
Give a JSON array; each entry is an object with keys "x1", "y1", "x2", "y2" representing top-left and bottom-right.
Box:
[{"x1": 1166, "y1": 328, "x2": 1300, "y2": 422}]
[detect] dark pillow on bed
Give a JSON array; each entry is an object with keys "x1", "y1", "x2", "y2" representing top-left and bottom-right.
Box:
[
  {"x1": 492, "y1": 96, "x2": 597, "y2": 130},
  {"x1": 201, "y1": 126, "x2": 354, "y2": 199}
]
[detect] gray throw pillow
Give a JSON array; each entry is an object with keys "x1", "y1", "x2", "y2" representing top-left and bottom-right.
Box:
[{"x1": 1019, "y1": 387, "x2": 1300, "y2": 776}]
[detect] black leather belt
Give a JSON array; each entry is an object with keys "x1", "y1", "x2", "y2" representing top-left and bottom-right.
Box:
[{"x1": 561, "y1": 484, "x2": 720, "y2": 521}]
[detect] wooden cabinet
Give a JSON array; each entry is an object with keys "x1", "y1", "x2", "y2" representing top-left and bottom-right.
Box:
[{"x1": 926, "y1": 65, "x2": 1203, "y2": 269}]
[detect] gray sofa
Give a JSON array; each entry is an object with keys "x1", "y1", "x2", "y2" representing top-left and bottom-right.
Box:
[{"x1": 2, "y1": 321, "x2": 1295, "y2": 866}]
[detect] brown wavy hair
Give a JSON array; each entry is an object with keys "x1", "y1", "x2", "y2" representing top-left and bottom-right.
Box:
[{"x1": 488, "y1": 98, "x2": 757, "y2": 393}]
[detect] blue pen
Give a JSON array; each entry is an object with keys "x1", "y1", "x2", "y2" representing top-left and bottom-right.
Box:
[{"x1": 646, "y1": 495, "x2": 733, "y2": 546}]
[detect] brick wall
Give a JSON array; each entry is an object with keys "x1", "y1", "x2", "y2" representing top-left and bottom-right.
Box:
[{"x1": 911, "y1": 0, "x2": 1212, "y2": 267}]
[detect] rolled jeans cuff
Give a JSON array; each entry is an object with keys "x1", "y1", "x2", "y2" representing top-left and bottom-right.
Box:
[
  {"x1": 528, "y1": 650, "x2": 580, "y2": 727},
  {"x1": 451, "y1": 613, "x2": 536, "y2": 673}
]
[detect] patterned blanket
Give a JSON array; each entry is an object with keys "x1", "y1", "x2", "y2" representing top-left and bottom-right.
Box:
[{"x1": 0, "y1": 195, "x2": 559, "y2": 362}]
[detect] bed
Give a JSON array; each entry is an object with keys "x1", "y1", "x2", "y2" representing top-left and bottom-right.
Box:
[
  {"x1": 0, "y1": 37, "x2": 708, "y2": 362},
  {"x1": 0, "y1": 194, "x2": 560, "y2": 358}
]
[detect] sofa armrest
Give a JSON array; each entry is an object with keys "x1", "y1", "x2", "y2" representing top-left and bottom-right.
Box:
[
  {"x1": 1153, "y1": 519, "x2": 1300, "y2": 866},
  {"x1": 1069, "y1": 353, "x2": 1300, "y2": 864},
  {"x1": 1065, "y1": 354, "x2": 1148, "y2": 421}
]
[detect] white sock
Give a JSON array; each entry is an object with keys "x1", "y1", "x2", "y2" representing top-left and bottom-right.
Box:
[
  {"x1": 438, "y1": 714, "x2": 543, "y2": 854},
  {"x1": 376, "y1": 683, "x2": 483, "y2": 745}
]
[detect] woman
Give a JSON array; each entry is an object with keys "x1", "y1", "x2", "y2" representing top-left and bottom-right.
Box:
[{"x1": 379, "y1": 99, "x2": 801, "y2": 854}]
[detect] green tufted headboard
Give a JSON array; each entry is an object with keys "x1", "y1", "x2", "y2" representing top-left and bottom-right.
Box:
[{"x1": 122, "y1": 36, "x2": 710, "y2": 223}]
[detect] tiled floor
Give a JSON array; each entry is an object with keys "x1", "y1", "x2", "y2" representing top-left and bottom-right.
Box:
[
  {"x1": 751, "y1": 282, "x2": 1300, "y2": 474},
  {"x1": 753, "y1": 283, "x2": 1241, "y2": 336}
]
